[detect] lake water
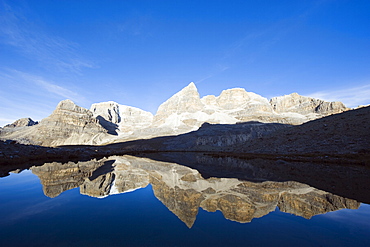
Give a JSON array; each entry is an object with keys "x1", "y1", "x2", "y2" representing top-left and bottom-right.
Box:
[{"x1": 0, "y1": 154, "x2": 369, "y2": 246}]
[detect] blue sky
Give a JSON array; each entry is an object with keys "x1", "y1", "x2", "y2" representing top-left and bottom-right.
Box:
[{"x1": 0, "y1": 0, "x2": 369, "y2": 126}]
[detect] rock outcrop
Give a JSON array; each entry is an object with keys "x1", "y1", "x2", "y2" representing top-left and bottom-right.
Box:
[
  {"x1": 90, "y1": 101, "x2": 153, "y2": 134},
  {"x1": 0, "y1": 100, "x2": 110, "y2": 146},
  {"x1": 270, "y1": 93, "x2": 348, "y2": 115}
]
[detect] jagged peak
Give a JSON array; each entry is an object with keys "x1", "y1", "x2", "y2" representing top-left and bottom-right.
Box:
[
  {"x1": 187, "y1": 81, "x2": 196, "y2": 88},
  {"x1": 53, "y1": 99, "x2": 90, "y2": 114},
  {"x1": 177, "y1": 82, "x2": 198, "y2": 94},
  {"x1": 159, "y1": 82, "x2": 200, "y2": 104},
  {"x1": 56, "y1": 99, "x2": 77, "y2": 109},
  {"x1": 154, "y1": 82, "x2": 203, "y2": 117}
]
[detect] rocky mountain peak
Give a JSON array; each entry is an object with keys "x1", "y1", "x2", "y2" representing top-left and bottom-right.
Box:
[
  {"x1": 54, "y1": 99, "x2": 91, "y2": 115},
  {"x1": 154, "y1": 82, "x2": 203, "y2": 123},
  {"x1": 4, "y1": 118, "x2": 38, "y2": 128},
  {"x1": 90, "y1": 101, "x2": 154, "y2": 133},
  {"x1": 185, "y1": 81, "x2": 197, "y2": 91},
  {"x1": 44, "y1": 99, "x2": 96, "y2": 126},
  {"x1": 90, "y1": 101, "x2": 121, "y2": 124},
  {"x1": 215, "y1": 88, "x2": 270, "y2": 110}
]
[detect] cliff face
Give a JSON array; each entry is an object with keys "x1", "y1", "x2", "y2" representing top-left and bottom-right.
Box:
[
  {"x1": 30, "y1": 155, "x2": 360, "y2": 227},
  {"x1": 90, "y1": 101, "x2": 154, "y2": 133}
]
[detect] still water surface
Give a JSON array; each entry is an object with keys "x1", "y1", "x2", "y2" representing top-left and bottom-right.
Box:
[{"x1": 0, "y1": 155, "x2": 369, "y2": 246}]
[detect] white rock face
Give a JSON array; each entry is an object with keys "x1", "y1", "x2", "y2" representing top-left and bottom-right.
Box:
[
  {"x1": 201, "y1": 88, "x2": 275, "y2": 124},
  {"x1": 119, "y1": 105, "x2": 154, "y2": 132},
  {"x1": 215, "y1": 88, "x2": 271, "y2": 111},
  {"x1": 90, "y1": 101, "x2": 154, "y2": 134},
  {"x1": 153, "y1": 82, "x2": 204, "y2": 125},
  {"x1": 90, "y1": 101, "x2": 121, "y2": 124}
]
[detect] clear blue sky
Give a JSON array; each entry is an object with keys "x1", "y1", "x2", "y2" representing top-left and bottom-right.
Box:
[{"x1": 0, "y1": 0, "x2": 369, "y2": 126}]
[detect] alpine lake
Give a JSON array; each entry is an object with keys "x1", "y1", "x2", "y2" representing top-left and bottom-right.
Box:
[{"x1": 1, "y1": 152, "x2": 369, "y2": 247}]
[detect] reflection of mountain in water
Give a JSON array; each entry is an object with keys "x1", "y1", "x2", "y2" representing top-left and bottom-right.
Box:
[{"x1": 30, "y1": 155, "x2": 361, "y2": 227}]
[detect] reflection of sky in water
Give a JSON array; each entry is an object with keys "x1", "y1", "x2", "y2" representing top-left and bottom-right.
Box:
[
  {"x1": 320, "y1": 203, "x2": 370, "y2": 228},
  {"x1": 0, "y1": 168, "x2": 369, "y2": 246}
]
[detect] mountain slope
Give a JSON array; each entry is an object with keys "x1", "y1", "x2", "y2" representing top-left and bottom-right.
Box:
[{"x1": 239, "y1": 105, "x2": 370, "y2": 155}]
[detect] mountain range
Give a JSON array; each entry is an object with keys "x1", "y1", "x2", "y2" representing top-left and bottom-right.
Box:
[{"x1": 0, "y1": 82, "x2": 349, "y2": 147}]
